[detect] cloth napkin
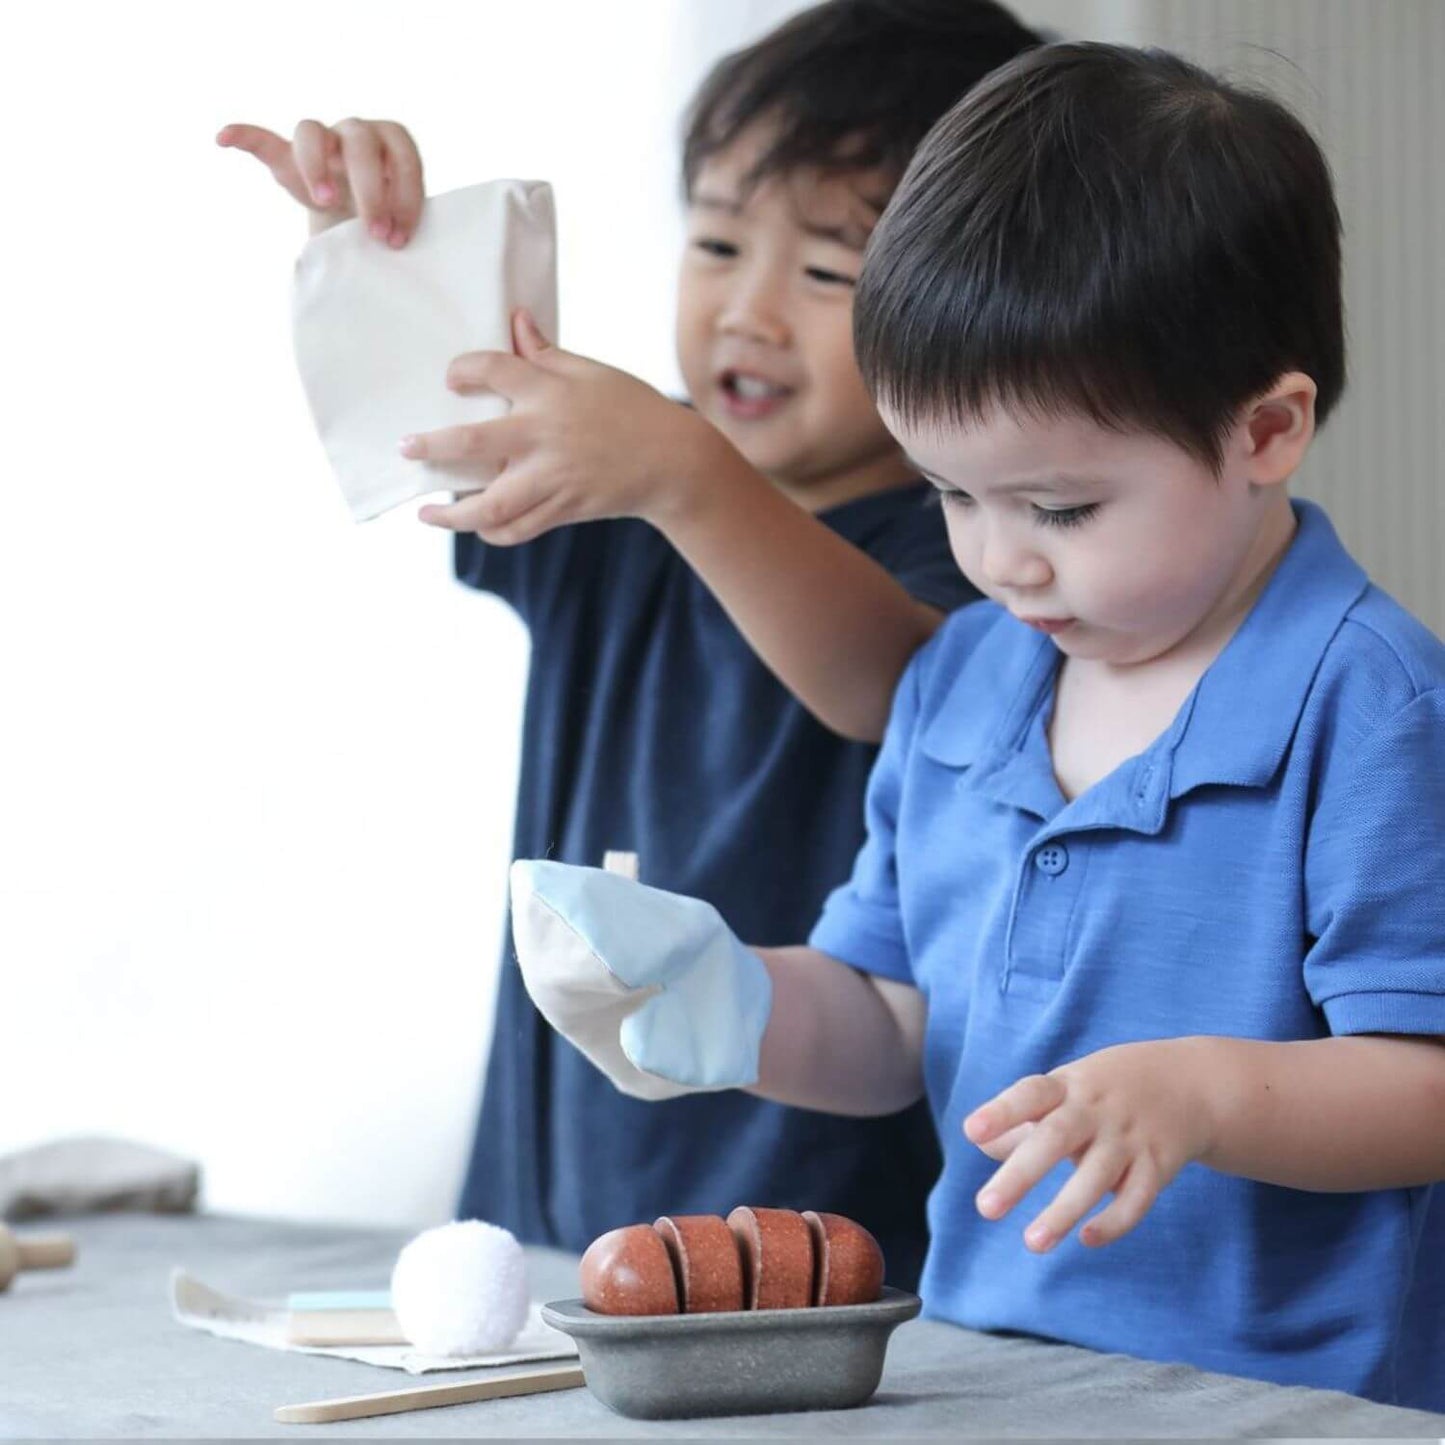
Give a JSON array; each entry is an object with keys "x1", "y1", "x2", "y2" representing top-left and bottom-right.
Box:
[
  {"x1": 170, "y1": 1270, "x2": 577, "y2": 1376},
  {"x1": 292, "y1": 179, "x2": 558, "y2": 521}
]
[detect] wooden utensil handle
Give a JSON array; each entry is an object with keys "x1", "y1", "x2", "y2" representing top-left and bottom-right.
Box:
[
  {"x1": 16, "y1": 1235, "x2": 75, "y2": 1270},
  {"x1": 274, "y1": 1361, "x2": 585, "y2": 1424}
]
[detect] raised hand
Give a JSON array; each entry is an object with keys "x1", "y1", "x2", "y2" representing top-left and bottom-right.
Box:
[
  {"x1": 216, "y1": 117, "x2": 424, "y2": 246},
  {"x1": 409, "y1": 309, "x2": 725, "y2": 542}
]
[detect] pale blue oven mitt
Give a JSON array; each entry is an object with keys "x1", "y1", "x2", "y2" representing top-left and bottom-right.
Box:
[{"x1": 509, "y1": 860, "x2": 773, "y2": 1101}]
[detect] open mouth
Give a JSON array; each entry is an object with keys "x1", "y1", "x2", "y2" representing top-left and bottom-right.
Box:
[{"x1": 717, "y1": 370, "x2": 793, "y2": 419}]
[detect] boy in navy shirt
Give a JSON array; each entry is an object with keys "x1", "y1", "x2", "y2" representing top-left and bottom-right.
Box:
[
  {"x1": 512, "y1": 44, "x2": 1445, "y2": 1408},
  {"x1": 221, "y1": 1, "x2": 1042, "y2": 1285}
]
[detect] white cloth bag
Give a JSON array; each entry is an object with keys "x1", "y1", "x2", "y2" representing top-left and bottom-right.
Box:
[{"x1": 291, "y1": 180, "x2": 557, "y2": 522}]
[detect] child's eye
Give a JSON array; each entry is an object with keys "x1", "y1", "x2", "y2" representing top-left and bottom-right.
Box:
[
  {"x1": 1032, "y1": 502, "x2": 1100, "y2": 529},
  {"x1": 804, "y1": 266, "x2": 857, "y2": 287},
  {"x1": 693, "y1": 238, "x2": 738, "y2": 259}
]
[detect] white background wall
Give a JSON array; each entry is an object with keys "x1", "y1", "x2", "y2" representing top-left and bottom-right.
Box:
[
  {"x1": 0, "y1": 0, "x2": 702, "y2": 1225},
  {"x1": 3, "y1": 0, "x2": 1440, "y2": 1227}
]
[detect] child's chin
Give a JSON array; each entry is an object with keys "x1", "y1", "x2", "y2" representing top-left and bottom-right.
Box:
[{"x1": 722, "y1": 431, "x2": 806, "y2": 479}]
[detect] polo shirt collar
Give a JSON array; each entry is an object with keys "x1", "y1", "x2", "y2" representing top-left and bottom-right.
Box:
[
  {"x1": 919, "y1": 500, "x2": 1368, "y2": 824},
  {"x1": 1166, "y1": 499, "x2": 1367, "y2": 798}
]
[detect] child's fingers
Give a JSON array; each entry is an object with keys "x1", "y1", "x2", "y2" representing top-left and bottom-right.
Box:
[
  {"x1": 963, "y1": 1072, "x2": 1066, "y2": 1146},
  {"x1": 418, "y1": 492, "x2": 491, "y2": 531},
  {"x1": 217, "y1": 123, "x2": 310, "y2": 205},
  {"x1": 332, "y1": 118, "x2": 391, "y2": 238},
  {"x1": 1078, "y1": 1157, "x2": 1161, "y2": 1248},
  {"x1": 974, "y1": 1104, "x2": 1091, "y2": 1221},
  {"x1": 512, "y1": 308, "x2": 554, "y2": 358},
  {"x1": 1019, "y1": 1141, "x2": 1130, "y2": 1253},
  {"x1": 216, "y1": 122, "x2": 287, "y2": 166},
  {"x1": 292, "y1": 119, "x2": 341, "y2": 208},
  {"x1": 375, "y1": 120, "x2": 424, "y2": 245},
  {"x1": 464, "y1": 474, "x2": 572, "y2": 546},
  {"x1": 972, "y1": 1120, "x2": 1034, "y2": 1162},
  {"x1": 446, "y1": 349, "x2": 538, "y2": 400},
  {"x1": 401, "y1": 413, "x2": 528, "y2": 468}
]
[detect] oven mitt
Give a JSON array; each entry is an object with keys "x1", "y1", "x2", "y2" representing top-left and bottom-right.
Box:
[
  {"x1": 292, "y1": 178, "x2": 558, "y2": 522},
  {"x1": 510, "y1": 860, "x2": 772, "y2": 1101}
]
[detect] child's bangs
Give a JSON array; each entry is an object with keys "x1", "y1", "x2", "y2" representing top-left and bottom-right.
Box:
[{"x1": 855, "y1": 252, "x2": 1232, "y2": 471}]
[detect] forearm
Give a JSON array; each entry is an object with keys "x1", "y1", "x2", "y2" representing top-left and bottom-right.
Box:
[
  {"x1": 751, "y1": 947, "x2": 925, "y2": 1116},
  {"x1": 652, "y1": 433, "x2": 940, "y2": 742},
  {"x1": 1200, "y1": 1033, "x2": 1445, "y2": 1190}
]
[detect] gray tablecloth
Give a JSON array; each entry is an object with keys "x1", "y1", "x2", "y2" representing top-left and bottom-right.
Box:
[{"x1": 1, "y1": 1213, "x2": 1441, "y2": 1438}]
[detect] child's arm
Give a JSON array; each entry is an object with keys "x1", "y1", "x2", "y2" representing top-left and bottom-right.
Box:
[
  {"x1": 963, "y1": 1032, "x2": 1445, "y2": 1254},
  {"x1": 753, "y1": 947, "x2": 926, "y2": 1116},
  {"x1": 413, "y1": 313, "x2": 941, "y2": 742},
  {"x1": 509, "y1": 860, "x2": 924, "y2": 1114},
  {"x1": 223, "y1": 120, "x2": 938, "y2": 740}
]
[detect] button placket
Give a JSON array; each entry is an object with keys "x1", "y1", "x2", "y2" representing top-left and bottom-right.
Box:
[{"x1": 1004, "y1": 832, "x2": 1086, "y2": 993}]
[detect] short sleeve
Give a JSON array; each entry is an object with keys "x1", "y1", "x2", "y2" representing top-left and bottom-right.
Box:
[
  {"x1": 453, "y1": 520, "x2": 603, "y2": 625},
  {"x1": 1303, "y1": 689, "x2": 1445, "y2": 1035},
  {"x1": 808, "y1": 650, "x2": 925, "y2": 983}
]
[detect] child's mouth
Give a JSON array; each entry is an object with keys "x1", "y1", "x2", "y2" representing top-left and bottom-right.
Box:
[{"x1": 717, "y1": 370, "x2": 793, "y2": 421}]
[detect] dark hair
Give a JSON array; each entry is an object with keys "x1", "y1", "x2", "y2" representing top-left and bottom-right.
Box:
[
  {"x1": 681, "y1": 0, "x2": 1042, "y2": 198},
  {"x1": 854, "y1": 43, "x2": 1346, "y2": 469}
]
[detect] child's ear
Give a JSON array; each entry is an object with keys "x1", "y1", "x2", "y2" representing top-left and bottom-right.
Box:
[{"x1": 1242, "y1": 371, "x2": 1317, "y2": 488}]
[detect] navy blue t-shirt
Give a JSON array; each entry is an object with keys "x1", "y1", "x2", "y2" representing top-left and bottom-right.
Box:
[{"x1": 453, "y1": 482, "x2": 977, "y2": 1289}]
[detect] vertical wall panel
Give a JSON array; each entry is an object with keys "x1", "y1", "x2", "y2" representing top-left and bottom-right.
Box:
[{"x1": 1117, "y1": 0, "x2": 1445, "y2": 630}]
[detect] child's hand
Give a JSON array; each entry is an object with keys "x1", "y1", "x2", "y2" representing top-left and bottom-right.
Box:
[
  {"x1": 411, "y1": 310, "x2": 725, "y2": 541},
  {"x1": 963, "y1": 1038, "x2": 1221, "y2": 1252},
  {"x1": 216, "y1": 118, "x2": 424, "y2": 247}
]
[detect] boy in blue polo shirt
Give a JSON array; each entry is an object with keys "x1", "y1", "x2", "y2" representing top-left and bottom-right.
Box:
[
  {"x1": 222, "y1": 2, "x2": 1042, "y2": 1286},
  {"x1": 511, "y1": 44, "x2": 1445, "y2": 1408}
]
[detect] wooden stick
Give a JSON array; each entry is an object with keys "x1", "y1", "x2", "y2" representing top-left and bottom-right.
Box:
[
  {"x1": 15, "y1": 1235, "x2": 75, "y2": 1270},
  {"x1": 274, "y1": 1361, "x2": 585, "y2": 1424}
]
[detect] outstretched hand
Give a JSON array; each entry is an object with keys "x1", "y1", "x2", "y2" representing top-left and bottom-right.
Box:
[
  {"x1": 963, "y1": 1038, "x2": 1220, "y2": 1252},
  {"x1": 411, "y1": 310, "x2": 723, "y2": 543},
  {"x1": 217, "y1": 117, "x2": 424, "y2": 247}
]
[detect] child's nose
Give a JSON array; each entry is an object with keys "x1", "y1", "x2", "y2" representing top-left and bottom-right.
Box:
[
  {"x1": 717, "y1": 269, "x2": 791, "y2": 347},
  {"x1": 980, "y1": 530, "x2": 1053, "y2": 591}
]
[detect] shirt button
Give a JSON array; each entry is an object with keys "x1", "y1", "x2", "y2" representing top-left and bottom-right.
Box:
[{"x1": 1035, "y1": 843, "x2": 1069, "y2": 877}]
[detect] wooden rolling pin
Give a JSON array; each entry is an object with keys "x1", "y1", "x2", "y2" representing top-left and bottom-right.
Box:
[{"x1": 0, "y1": 1224, "x2": 76, "y2": 1290}]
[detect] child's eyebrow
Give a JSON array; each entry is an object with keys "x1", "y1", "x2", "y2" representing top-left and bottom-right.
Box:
[{"x1": 689, "y1": 192, "x2": 872, "y2": 250}]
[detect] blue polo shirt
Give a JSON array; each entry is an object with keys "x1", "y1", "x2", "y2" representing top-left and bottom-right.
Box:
[{"x1": 811, "y1": 500, "x2": 1445, "y2": 1409}]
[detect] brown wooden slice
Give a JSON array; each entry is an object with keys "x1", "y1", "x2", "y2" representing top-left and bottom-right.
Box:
[
  {"x1": 802, "y1": 1210, "x2": 885, "y2": 1306},
  {"x1": 652, "y1": 1215, "x2": 744, "y2": 1313},
  {"x1": 579, "y1": 1224, "x2": 679, "y2": 1315},
  {"x1": 725, "y1": 1206, "x2": 813, "y2": 1310}
]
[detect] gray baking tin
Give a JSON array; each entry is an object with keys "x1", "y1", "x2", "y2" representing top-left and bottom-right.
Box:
[{"x1": 540, "y1": 1286, "x2": 921, "y2": 1419}]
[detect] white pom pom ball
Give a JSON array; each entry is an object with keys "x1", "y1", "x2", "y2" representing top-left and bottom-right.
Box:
[{"x1": 390, "y1": 1220, "x2": 529, "y2": 1356}]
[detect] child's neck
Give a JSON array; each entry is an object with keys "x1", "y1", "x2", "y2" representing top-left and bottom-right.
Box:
[
  {"x1": 1048, "y1": 495, "x2": 1298, "y2": 802},
  {"x1": 771, "y1": 448, "x2": 919, "y2": 514}
]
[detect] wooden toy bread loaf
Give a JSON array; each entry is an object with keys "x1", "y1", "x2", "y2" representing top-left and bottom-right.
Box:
[{"x1": 579, "y1": 1207, "x2": 883, "y2": 1315}]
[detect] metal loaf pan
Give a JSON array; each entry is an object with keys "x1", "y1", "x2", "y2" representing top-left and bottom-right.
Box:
[{"x1": 540, "y1": 1286, "x2": 921, "y2": 1420}]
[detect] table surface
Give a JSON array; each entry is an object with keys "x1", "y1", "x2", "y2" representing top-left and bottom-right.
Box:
[{"x1": 3, "y1": 1212, "x2": 1443, "y2": 1438}]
